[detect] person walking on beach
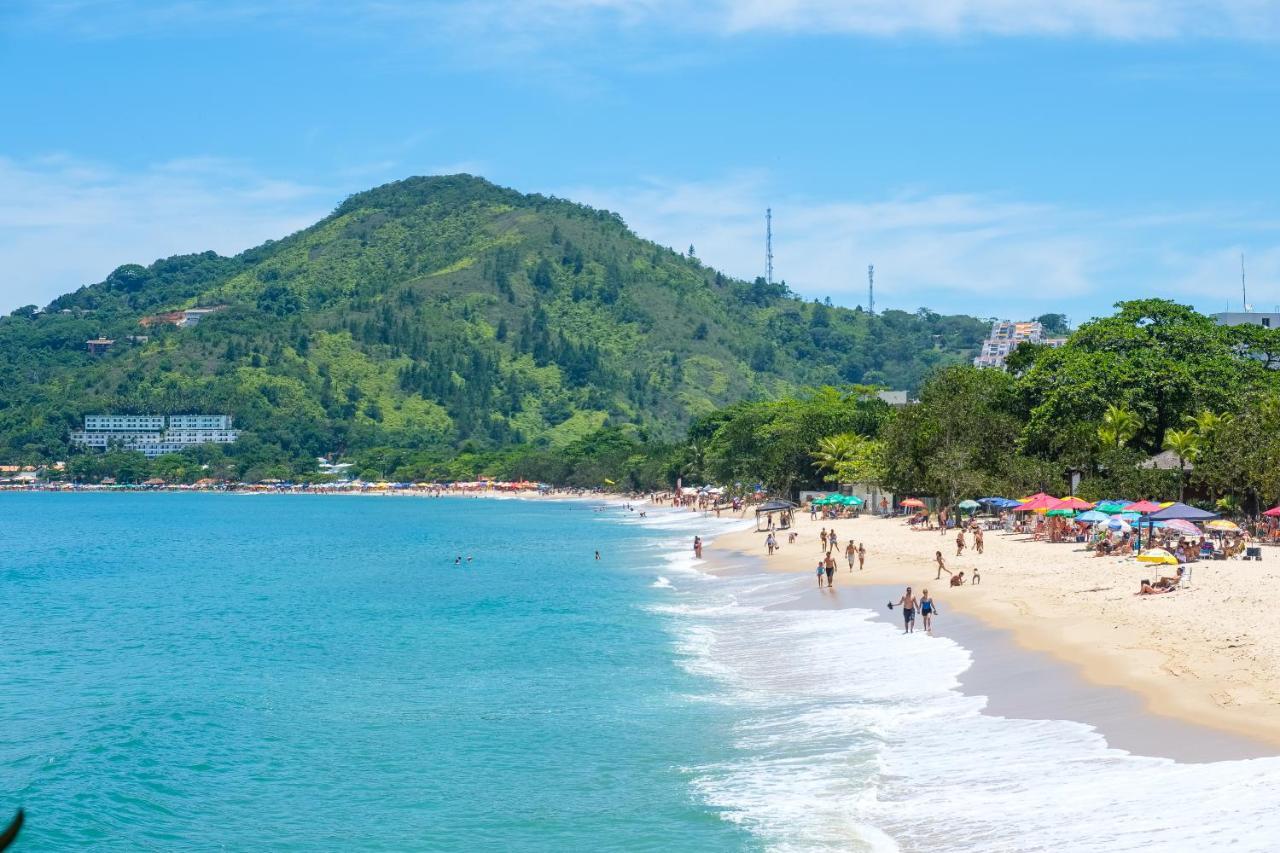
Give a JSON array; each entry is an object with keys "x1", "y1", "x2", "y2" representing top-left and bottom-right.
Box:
[
  {"x1": 893, "y1": 587, "x2": 917, "y2": 633},
  {"x1": 956, "y1": 528, "x2": 966, "y2": 557},
  {"x1": 693, "y1": 536, "x2": 703, "y2": 559},
  {"x1": 857, "y1": 543, "x2": 866, "y2": 571},
  {"x1": 845, "y1": 540, "x2": 856, "y2": 571},
  {"x1": 974, "y1": 526, "x2": 984, "y2": 555},
  {"x1": 824, "y1": 553, "x2": 837, "y2": 587},
  {"x1": 935, "y1": 551, "x2": 950, "y2": 580},
  {"x1": 816, "y1": 560, "x2": 826, "y2": 588},
  {"x1": 920, "y1": 590, "x2": 937, "y2": 634},
  {"x1": 819, "y1": 528, "x2": 828, "y2": 550}
]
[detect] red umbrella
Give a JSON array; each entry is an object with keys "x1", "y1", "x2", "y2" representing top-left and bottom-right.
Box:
[
  {"x1": 1264, "y1": 506, "x2": 1280, "y2": 518},
  {"x1": 1050, "y1": 496, "x2": 1095, "y2": 511},
  {"x1": 900, "y1": 498, "x2": 926, "y2": 508},
  {"x1": 1021, "y1": 492, "x2": 1053, "y2": 502},
  {"x1": 1124, "y1": 500, "x2": 1162, "y2": 513},
  {"x1": 1013, "y1": 495, "x2": 1059, "y2": 512}
]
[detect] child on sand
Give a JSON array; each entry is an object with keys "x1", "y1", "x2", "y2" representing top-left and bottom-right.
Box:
[
  {"x1": 935, "y1": 551, "x2": 949, "y2": 580},
  {"x1": 816, "y1": 561, "x2": 826, "y2": 588},
  {"x1": 950, "y1": 571, "x2": 965, "y2": 587},
  {"x1": 956, "y1": 529, "x2": 966, "y2": 557}
]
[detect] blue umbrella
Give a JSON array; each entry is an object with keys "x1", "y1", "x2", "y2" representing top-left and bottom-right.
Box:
[
  {"x1": 979, "y1": 497, "x2": 1021, "y2": 509},
  {"x1": 1077, "y1": 509, "x2": 1109, "y2": 523}
]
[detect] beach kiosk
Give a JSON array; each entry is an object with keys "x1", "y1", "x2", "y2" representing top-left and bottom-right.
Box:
[{"x1": 755, "y1": 499, "x2": 797, "y2": 532}]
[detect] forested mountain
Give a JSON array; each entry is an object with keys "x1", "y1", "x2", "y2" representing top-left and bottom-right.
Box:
[{"x1": 0, "y1": 175, "x2": 988, "y2": 478}]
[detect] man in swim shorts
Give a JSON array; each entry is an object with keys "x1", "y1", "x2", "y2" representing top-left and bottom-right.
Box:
[{"x1": 897, "y1": 587, "x2": 917, "y2": 633}]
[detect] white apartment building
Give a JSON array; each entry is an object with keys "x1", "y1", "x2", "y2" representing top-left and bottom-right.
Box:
[
  {"x1": 71, "y1": 414, "x2": 240, "y2": 458},
  {"x1": 974, "y1": 320, "x2": 1067, "y2": 369}
]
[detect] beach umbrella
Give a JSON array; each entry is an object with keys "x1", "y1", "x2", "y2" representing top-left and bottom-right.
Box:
[
  {"x1": 900, "y1": 498, "x2": 926, "y2": 508},
  {"x1": 1124, "y1": 500, "x2": 1163, "y2": 513},
  {"x1": 1164, "y1": 518, "x2": 1202, "y2": 536},
  {"x1": 1046, "y1": 508, "x2": 1076, "y2": 517},
  {"x1": 1050, "y1": 496, "x2": 1095, "y2": 511},
  {"x1": 957, "y1": 499, "x2": 980, "y2": 511},
  {"x1": 1013, "y1": 495, "x2": 1058, "y2": 512},
  {"x1": 1263, "y1": 505, "x2": 1280, "y2": 518},
  {"x1": 1077, "y1": 510, "x2": 1109, "y2": 523},
  {"x1": 1137, "y1": 548, "x2": 1179, "y2": 566},
  {"x1": 843, "y1": 495, "x2": 865, "y2": 506},
  {"x1": 1147, "y1": 502, "x2": 1218, "y2": 522},
  {"x1": 979, "y1": 497, "x2": 1020, "y2": 509},
  {"x1": 1205, "y1": 519, "x2": 1241, "y2": 532},
  {"x1": 1107, "y1": 517, "x2": 1132, "y2": 532}
]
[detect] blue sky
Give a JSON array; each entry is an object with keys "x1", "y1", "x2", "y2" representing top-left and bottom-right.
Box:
[{"x1": 3, "y1": 0, "x2": 1280, "y2": 323}]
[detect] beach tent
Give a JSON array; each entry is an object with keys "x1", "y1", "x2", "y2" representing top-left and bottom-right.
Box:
[
  {"x1": 755, "y1": 499, "x2": 797, "y2": 531},
  {"x1": 1137, "y1": 548, "x2": 1179, "y2": 566},
  {"x1": 1147, "y1": 503, "x2": 1218, "y2": 521}
]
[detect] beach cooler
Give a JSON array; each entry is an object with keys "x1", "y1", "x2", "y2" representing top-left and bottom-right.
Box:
[{"x1": 1245, "y1": 546, "x2": 1263, "y2": 561}]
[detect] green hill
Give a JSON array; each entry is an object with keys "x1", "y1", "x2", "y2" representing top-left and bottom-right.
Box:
[{"x1": 0, "y1": 174, "x2": 987, "y2": 478}]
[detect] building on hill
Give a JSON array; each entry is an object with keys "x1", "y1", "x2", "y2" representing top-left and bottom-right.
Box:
[
  {"x1": 973, "y1": 321, "x2": 1066, "y2": 369},
  {"x1": 1213, "y1": 311, "x2": 1280, "y2": 329},
  {"x1": 86, "y1": 338, "x2": 115, "y2": 355},
  {"x1": 71, "y1": 414, "x2": 240, "y2": 458}
]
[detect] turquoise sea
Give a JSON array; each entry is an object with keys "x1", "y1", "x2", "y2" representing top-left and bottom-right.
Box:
[
  {"x1": 7, "y1": 493, "x2": 1280, "y2": 852},
  {"x1": 0, "y1": 494, "x2": 753, "y2": 851}
]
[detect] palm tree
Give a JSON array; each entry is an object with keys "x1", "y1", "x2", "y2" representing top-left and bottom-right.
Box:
[
  {"x1": 1163, "y1": 428, "x2": 1201, "y2": 502},
  {"x1": 1097, "y1": 405, "x2": 1142, "y2": 448},
  {"x1": 811, "y1": 433, "x2": 861, "y2": 481},
  {"x1": 1187, "y1": 410, "x2": 1232, "y2": 442}
]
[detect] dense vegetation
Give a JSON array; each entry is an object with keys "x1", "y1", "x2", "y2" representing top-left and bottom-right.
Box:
[
  {"x1": 675, "y1": 299, "x2": 1280, "y2": 514},
  {"x1": 1, "y1": 174, "x2": 989, "y2": 482}
]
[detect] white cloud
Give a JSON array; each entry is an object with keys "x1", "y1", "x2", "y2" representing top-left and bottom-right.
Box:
[
  {"x1": 0, "y1": 156, "x2": 330, "y2": 310},
  {"x1": 568, "y1": 173, "x2": 1280, "y2": 320}
]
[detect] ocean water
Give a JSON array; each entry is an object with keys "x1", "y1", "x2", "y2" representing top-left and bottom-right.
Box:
[{"x1": 3, "y1": 494, "x2": 1280, "y2": 851}]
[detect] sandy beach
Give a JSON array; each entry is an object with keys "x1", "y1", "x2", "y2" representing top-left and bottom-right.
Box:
[{"x1": 704, "y1": 507, "x2": 1280, "y2": 751}]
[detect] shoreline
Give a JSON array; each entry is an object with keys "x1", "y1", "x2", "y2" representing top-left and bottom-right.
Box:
[{"x1": 702, "y1": 509, "x2": 1280, "y2": 760}]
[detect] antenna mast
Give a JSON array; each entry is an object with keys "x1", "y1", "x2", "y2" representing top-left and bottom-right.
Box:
[
  {"x1": 765, "y1": 208, "x2": 774, "y2": 285},
  {"x1": 867, "y1": 264, "x2": 875, "y2": 315},
  {"x1": 1242, "y1": 253, "x2": 1248, "y2": 311}
]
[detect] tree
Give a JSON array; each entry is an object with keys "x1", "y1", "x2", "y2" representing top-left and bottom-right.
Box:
[
  {"x1": 1097, "y1": 405, "x2": 1142, "y2": 449},
  {"x1": 1163, "y1": 428, "x2": 1200, "y2": 502}
]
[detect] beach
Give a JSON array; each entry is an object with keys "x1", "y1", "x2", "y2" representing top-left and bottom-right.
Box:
[{"x1": 705, "y1": 507, "x2": 1280, "y2": 752}]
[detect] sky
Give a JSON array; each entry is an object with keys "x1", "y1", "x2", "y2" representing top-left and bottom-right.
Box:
[{"x1": 3, "y1": 0, "x2": 1280, "y2": 323}]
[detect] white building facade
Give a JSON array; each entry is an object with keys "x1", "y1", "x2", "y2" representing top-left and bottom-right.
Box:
[
  {"x1": 974, "y1": 320, "x2": 1067, "y2": 369},
  {"x1": 71, "y1": 414, "x2": 240, "y2": 458}
]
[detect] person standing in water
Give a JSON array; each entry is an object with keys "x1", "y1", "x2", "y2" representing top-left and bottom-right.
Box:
[
  {"x1": 816, "y1": 560, "x2": 826, "y2": 588},
  {"x1": 920, "y1": 589, "x2": 937, "y2": 634},
  {"x1": 693, "y1": 536, "x2": 703, "y2": 559},
  {"x1": 824, "y1": 553, "x2": 836, "y2": 587},
  {"x1": 892, "y1": 587, "x2": 917, "y2": 633},
  {"x1": 595, "y1": 550, "x2": 601, "y2": 561}
]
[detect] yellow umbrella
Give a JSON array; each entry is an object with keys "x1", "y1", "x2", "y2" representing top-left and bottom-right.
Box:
[
  {"x1": 1137, "y1": 548, "x2": 1179, "y2": 566},
  {"x1": 1206, "y1": 520, "x2": 1241, "y2": 531}
]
